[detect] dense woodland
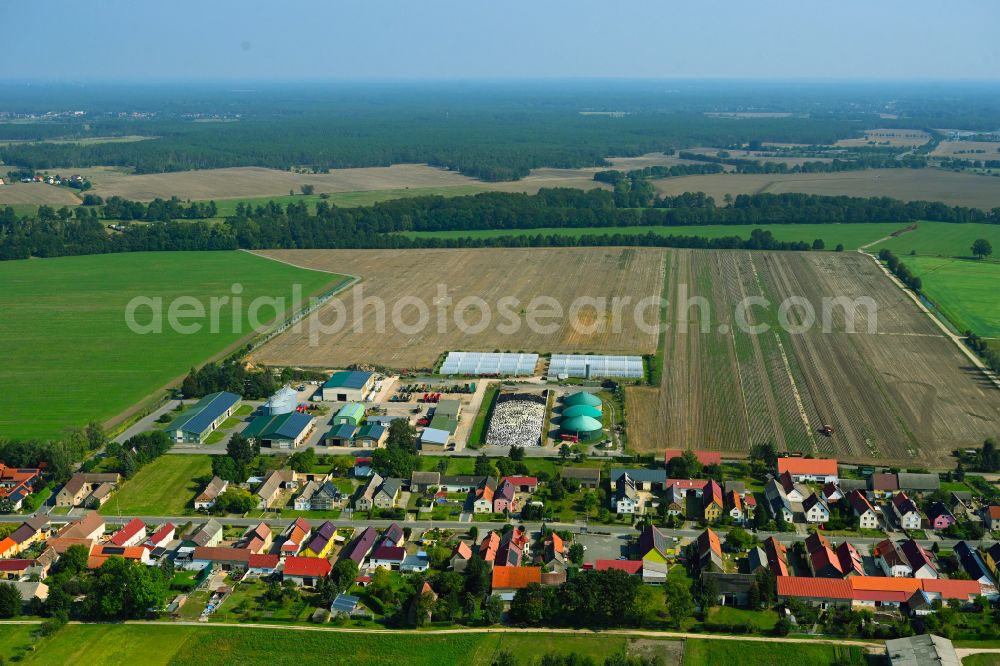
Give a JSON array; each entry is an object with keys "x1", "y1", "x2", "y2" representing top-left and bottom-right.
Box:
[
  {"x1": 2, "y1": 188, "x2": 999, "y2": 261},
  {"x1": 3, "y1": 82, "x2": 1000, "y2": 179}
]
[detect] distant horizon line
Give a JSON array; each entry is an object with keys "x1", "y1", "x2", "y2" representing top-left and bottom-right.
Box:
[{"x1": 1, "y1": 76, "x2": 1000, "y2": 87}]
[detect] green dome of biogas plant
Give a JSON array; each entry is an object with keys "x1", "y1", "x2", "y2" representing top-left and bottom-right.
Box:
[
  {"x1": 561, "y1": 404, "x2": 602, "y2": 419},
  {"x1": 560, "y1": 415, "x2": 602, "y2": 435},
  {"x1": 562, "y1": 391, "x2": 602, "y2": 409}
]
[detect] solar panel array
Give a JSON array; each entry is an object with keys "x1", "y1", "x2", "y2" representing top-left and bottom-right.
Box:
[
  {"x1": 548, "y1": 354, "x2": 644, "y2": 379},
  {"x1": 440, "y1": 352, "x2": 539, "y2": 376}
]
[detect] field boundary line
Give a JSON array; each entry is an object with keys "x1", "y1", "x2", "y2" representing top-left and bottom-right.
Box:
[
  {"x1": 98, "y1": 620, "x2": 885, "y2": 649},
  {"x1": 859, "y1": 251, "x2": 1000, "y2": 391}
]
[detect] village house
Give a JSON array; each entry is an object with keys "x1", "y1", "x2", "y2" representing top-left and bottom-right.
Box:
[
  {"x1": 46, "y1": 513, "x2": 104, "y2": 554},
  {"x1": 88, "y1": 544, "x2": 151, "y2": 568},
  {"x1": 805, "y1": 533, "x2": 843, "y2": 579},
  {"x1": 340, "y1": 526, "x2": 379, "y2": 566},
  {"x1": 372, "y1": 478, "x2": 401, "y2": 509},
  {"x1": 803, "y1": 494, "x2": 831, "y2": 524},
  {"x1": 55, "y1": 472, "x2": 120, "y2": 508},
  {"x1": 777, "y1": 458, "x2": 838, "y2": 484},
  {"x1": 450, "y1": 541, "x2": 473, "y2": 572},
  {"x1": 877, "y1": 539, "x2": 913, "y2": 578},
  {"x1": 255, "y1": 469, "x2": 297, "y2": 509},
  {"x1": 281, "y1": 518, "x2": 312, "y2": 556},
  {"x1": 185, "y1": 518, "x2": 223, "y2": 549},
  {"x1": 637, "y1": 524, "x2": 673, "y2": 583},
  {"x1": 0, "y1": 464, "x2": 42, "y2": 511},
  {"x1": 409, "y1": 471, "x2": 441, "y2": 493},
  {"x1": 901, "y1": 539, "x2": 938, "y2": 579},
  {"x1": 491, "y1": 565, "x2": 542, "y2": 602},
  {"x1": 764, "y1": 536, "x2": 790, "y2": 577},
  {"x1": 702, "y1": 480, "x2": 724, "y2": 522},
  {"x1": 354, "y1": 473, "x2": 384, "y2": 512},
  {"x1": 503, "y1": 476, "x2": 538, "y2": 493},
  {"x1": 764, "y1": 478, "x2": 797, "y2": 524},
  {"x1": 109, "y1": 518, "x2": 146, "y2": 548},
  {"x1": 726, "y1": 490, "x2": 745, "y2": 524},
  {"x1": 471, "y1": 478, "x2": 498, "y2": 514},
  {"x1": 194, "y1": 476, "x2": 228, "y2": 510},
  {"x1": 836, "y1": 541, "x2": 866, "y2": 578},
  {"x1": 891, "y1": 493, "x2": 923, "y2": 531},
  {"x1": 300, "y1": 521, "x2": 336, "y2": 558},
  {"x1": 283, "y1": 556, "x2": 331, "y2": 586},
  {"x1": 613, "y1": 473, "x2": 642, "y2": 515},
  {"x1": 925, "y1": 502, "x2": 956, "y2": 530},
  {"x1": 559, "y1": 467, "x2": 600, "y2": 489},
  {"x1": 696, "y1": 528, "x2": 724, "y2": 573},
  {"x1": 954, "y1": 541, "x2": 997, "y2": 593},
  {"x1": 847, "y1": 490, "x2": 881, "y2": 530},
  {"x1": 984, "y1": 505, "x2": 1000, "y2": 531},
  {"x1": 239, "y1": 522, "x2": 273, "y2": 555},
  {"x1": 870, "y1": 473, "x2": 899, "y2": 498},
  {"x1": 146, "y1": 523, "x2": 176, "y2": 550}
]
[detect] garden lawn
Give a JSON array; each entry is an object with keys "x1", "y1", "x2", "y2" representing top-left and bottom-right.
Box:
[
  {"x1": 683, "y1": 639, "x2": 865, "y2": 666},
  {"x1": 706, "y1": 606, "x2": 778, "y2": 631},
  {"x1": 0, "y1": 251, "x2": 344, "y2": 439},
  {"x1": 908, "y1": 256, "x2": 1000, "y2": 336},
  {"x1": 399, "y1": 222, "x2": 911, "y2": 250},
  {"x1": 98, "y1": 454, "x2": 213, "y2": 516}
]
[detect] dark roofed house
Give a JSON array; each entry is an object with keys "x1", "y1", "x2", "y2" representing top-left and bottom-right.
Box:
[
  {"x1": 926, "y1": 502, "x2": 956, "y2": 531},
  {"x1": 301, "y1": 521, "x2": 337, "y2": 558},
  {"x1": 870, "y1": 473, "x2": 899, "y2": 497},
  {"x1": 559, "y1": 467, "x2": 600, "y2": 489},
  {"x1": 836, "y1": 541, "x2": 866, "y2": 578},
  {"x1": 609, "y1": 468, "x2": 666, "y2": 491},
  {"x1": 410, "y1": 471, "x2": 441, "y2": 492},
  {"x1": 340, "y1": 526, "x2": 378, "y2": 565},
  {"x1": 895, "y1": 473, "x2": 940, "y2": 494},
  {"x1": 955, "y1": 541, "x2": 996, "y2": 589}
]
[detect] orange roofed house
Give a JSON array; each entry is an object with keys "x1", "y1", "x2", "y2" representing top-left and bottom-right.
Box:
[
  {"x1": 776, "y1": 458, "x2": 838, "y2": 484},
  {"x1": 491, "y1": 565, "x2": 542, "y2": 602}
]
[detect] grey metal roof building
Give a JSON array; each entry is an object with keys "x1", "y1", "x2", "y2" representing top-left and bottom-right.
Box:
[
  {"x1": 440, "y1": 352, "x2": 538, "y2": 376},
  {"x1": 548, "y1": 354, "x2": 643, "y2": 379},
  {"x1": 168, "y1": 392, "x2": 242, "y2": 443},
  {"x1": 885, "y1": 634, "x2": 959, "y2": 666}
]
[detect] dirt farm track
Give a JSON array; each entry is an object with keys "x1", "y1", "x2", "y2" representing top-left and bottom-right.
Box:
[{"x1": 252, "y1": 247, "x2": 1000, "y2": 467}]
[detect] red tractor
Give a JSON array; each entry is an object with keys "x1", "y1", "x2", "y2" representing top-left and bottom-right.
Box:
[{"x1": 818, "y1": 424, "x2": 835, "y2": 436}]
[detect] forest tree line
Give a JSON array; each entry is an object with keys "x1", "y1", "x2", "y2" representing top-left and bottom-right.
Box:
[{"x1": 2, "y1": 189, "x2": 998, "y2": 261}]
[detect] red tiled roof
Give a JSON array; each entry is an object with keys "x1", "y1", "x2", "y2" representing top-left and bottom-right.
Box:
[
  {"x1": 777, "y1": 577, "x2": 852, "y2": 600},
  {"x1": 148, "y1": 523, "x2": 175, "y2": 545},
  {"x1": 665, "y1": 479, "x2": 709, "y2": 491},
  {"x1": 284, "y1": 555, "x2": 331, "y2": 577},
  {"x1": 109, "y1": 518, "x2": 145, "y2": 546},
  {"x1": 698, "y1": 528, "x2": 722, "y2": 558},
  {"x1": 248, "y1": 553, "x2": 280, "y2": 569},
  {"x1": 777, "y1": 458, "x2": 838, "y2": 476},
  {"x1": 0, "y1": 559, "x2": 34, "y2": 571},
  {"x1": 987, "y1": 505, "x2": 1000, "y2": 520},
  {"x1": 921, "y1": 578, "x2": 981, "y2": 599},
  {"x1": 502, "y1": 476, "x2": 538, "y2": 487},
  {"x1": 664, "y1": 450, "x2": 722, "y2": 466},
  {"x1": 193, "y1": 546, "x2": 252, "y2": 563},
  {"x1": 492, "y1": 565, "x2": 541, "y2": 590},
  {"x1": 595, "y1": 560, "x2": 643, "y2": 574},
  {"x1": 453, "y1": 541, "x2": 472, "y2": 559}
]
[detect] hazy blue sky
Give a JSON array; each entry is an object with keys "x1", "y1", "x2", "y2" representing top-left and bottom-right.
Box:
[{"x1": 5, "y1": 0, "x2": 998, "y2": 81}]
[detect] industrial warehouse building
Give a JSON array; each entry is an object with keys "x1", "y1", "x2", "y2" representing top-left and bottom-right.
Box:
[
  {"x1": 332, "y1": 403, "x2": 366, "y2": 427},
  {"x1": 440, "y1": 352, "x2": 538, "y2": 376},
  {"x1": 548, "y1": 354, "x2": 644, "y2": 379},
  {"x1": 261, "y1": 386, "x2": 298, "y2": 416},
  {"x1": 321, "y1": 371, "x2": 375, "y2": 402},
  {"x1": 168, "y1": 392, "x2": 242, "y2": 443},
  {"x1": 243, "y1": 411, "x2": 315, "y2": 449}
]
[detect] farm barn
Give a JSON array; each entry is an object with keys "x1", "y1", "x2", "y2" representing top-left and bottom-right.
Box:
[
  {"x1": 167, "y1": 392, "x2": 242, "y2": 444},
  {"x1": 321, "y1": 371, "x2": 375, "y2": 402}
]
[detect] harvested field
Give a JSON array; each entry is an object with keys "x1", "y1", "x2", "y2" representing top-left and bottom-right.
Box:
[
  {"x1": 250, "y1": 248, "x2": 665, "y2": 370},
  {"x1": 80, "y1": 164, "x2": 481, "y2": 201},
  {"x1": 61, "y1": 164, "x2": 607, "y2": 203},
  {"x1": 627, "y1": 250, "x2": 1000, "y2": 467},
  {"x1": 0, "y1": 182, "x2": 81, "y2": 205},
  {"x1": 835, "y1": 128, "x2": 931, "y2": 147},
  {"x1": 650, "y1": 169, "x2": 1000, "y2": 209},
  {"x1": 931, "y1": 140, "x2": 1000, "y2": 158}
]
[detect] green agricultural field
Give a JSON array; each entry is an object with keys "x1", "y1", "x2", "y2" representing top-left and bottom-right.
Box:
[
  {"x1": 398, "y1": 222, "x2": 910, "y2": 250},
  {"x1": 872, "y1": 221, "x2": 1000, "y2": 259},
  {"x1": 98, "y1": 454, "x2": 213, "y2": 516},
  {"x1": 4, "y1": 624, "x2": 638, "y2": 666},
  {"x1": 0, "y1": 251, "x2": 344, "y2": 439},
  {"x1": 907, "y1": 256, "x2": 1000, "y2": 336},
  {"x1": 683, "y1": 639, "x2": 866, "y2": 666}
]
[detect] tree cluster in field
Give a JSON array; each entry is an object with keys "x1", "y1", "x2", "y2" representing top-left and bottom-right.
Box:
[
  {"x1": 96, "y1": 196, "x2": 218, "y2": 221},
  {"x1": 0, "y1": 421, "x2": 107, "y2": 485},
  {"x1": 211, "y1": 433, "x2": 260, "y2": 483},
  {"x1": 507, "y1": 569, "x2": 653, "y2": 628},
  {"x1": 878, "y1": 249, "x2": 923, "y2": 292},
  {"x1": 370, "y1": 420, "x2": 420, "y2": 479},
  {"x1": 678, "y1": 150, "x2": 929, "y2": 173},
  {"x1": 103, "y1": 430, "x2": 172, "y2": 479},
  {"x1": 180, "y1": 360, "x2": 278, "y2": 400},
  {"x1": 965, "y1": 332, "x2": 1000, "y2": 375},
  {"x1": 3, "y1": 544, "x2": 170, "y2": 624},
  {"x1": 6, "y1": 188, "x2": 998, "y2": 261}
]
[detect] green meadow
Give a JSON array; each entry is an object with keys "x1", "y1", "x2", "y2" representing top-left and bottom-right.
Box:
[
  {"x1": 0, "y1": 251, "x2": 343, "y2": 439},
  {"x1": 398, "y1": 222, "x2": 910, "y2": 250},
  {"x1": 907, "y1": 256, "x2": 1000, "y2": 336},
  {"x1": 2, "y1": 624, "x2": 648, "y2": 666},
  {"x1": 98, "y1": 454, "x2": 213, "y2": 516},
  {"x1": 872, "y1": 220, "x2": 1000, "y2": 259}
]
